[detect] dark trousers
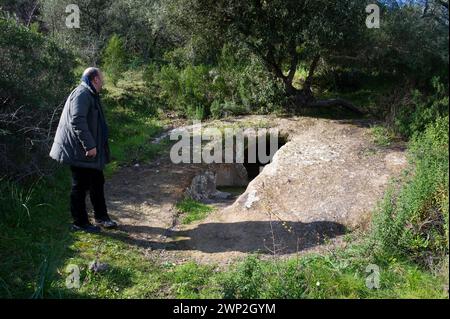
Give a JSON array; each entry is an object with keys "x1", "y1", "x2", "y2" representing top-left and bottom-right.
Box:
[{"x1": 70, "y1": 166, "x2": 109, "y2": 226}]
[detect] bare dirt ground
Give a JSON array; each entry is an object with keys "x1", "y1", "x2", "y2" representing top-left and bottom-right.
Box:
[{"x1": 104, "y1": 115, "x2": 407, "y2": 266}]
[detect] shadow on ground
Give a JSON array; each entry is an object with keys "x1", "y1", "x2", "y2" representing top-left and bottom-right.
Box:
[{"x1": 103, "y1": 220, "x2": 346, "y2": 255}]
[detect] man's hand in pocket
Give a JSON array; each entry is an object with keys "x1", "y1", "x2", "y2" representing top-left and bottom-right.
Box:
[{"x1": 86, "y1": 147, "x2": 97, "y2": 158}]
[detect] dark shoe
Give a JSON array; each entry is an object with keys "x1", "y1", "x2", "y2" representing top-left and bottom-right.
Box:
[
  {"x1": 94, "y1": 218, "x2": 118, "y2": 229},
  {"x1": 71, "y1": 223, "x2": 101, "y2": 233}
]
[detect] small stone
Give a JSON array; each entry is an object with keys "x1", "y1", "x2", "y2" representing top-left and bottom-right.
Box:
[
  {"x1": 88, "y1": 260, "x2": 109, "y2": 273},
  {"x1": 214, "y1": 191, "x2": 232, "y2": 199}
]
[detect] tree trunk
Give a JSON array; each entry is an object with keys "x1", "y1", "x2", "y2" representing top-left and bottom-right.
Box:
[
  {"x1": 303, "y1": 55, "x2": 320, "y2": 93},
  {"x1": 283, "y1": 85, "x2": 363, "y2": 115},
  {"x1": 285, "y1": 55, "x2": 364, "y2": 115},
  {"x1": 259, "y1": 47, "x2": 364, "y2": 116}
]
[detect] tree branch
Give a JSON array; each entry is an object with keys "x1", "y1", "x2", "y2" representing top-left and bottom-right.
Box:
[{"x1": 307, "y1": 98, "x2": 364, "y2": 115}]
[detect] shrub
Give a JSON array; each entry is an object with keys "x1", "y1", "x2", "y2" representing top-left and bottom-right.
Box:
[
  {"x1": 210, "y1": 100, "x2": 248, "y2": 119},
  {"x1": 155, "y1": 63, "x2": 213, "y2": 119},
  {"x1": 0, "y1": 17, "x2": 75, "y2": 179},
  {"x1": 102, "y1": 34, "x2": 127, "y2": 86},
  {"x1": 147, "y1": 44, "x2": 285, "y2": 119},
  {"x1": 394, "y1": 78, "x2": 449, "y2": 138},
  {"x1": 142, "y1": 62, "x2": 159, "y2": 87},
  {"x1": 371, "y1": 116, "x2": 449, "y2": 267},
  {"x1": 214, "y1": 44, "x2": 285, "y2": 115},
  {"x1": 180, "y1": 65, "x2": 212, "y2": 118}
]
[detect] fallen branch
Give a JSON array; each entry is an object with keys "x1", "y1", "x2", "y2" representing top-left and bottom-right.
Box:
[{"x1": 307, "y1": 98, "x2": 365, "y2": 115}]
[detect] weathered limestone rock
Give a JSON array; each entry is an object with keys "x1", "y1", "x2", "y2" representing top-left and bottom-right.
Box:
[
  {"x1": 179, "y1": 116, "x2": 408, "y2": 262},
  {"x1": 185, "y1": 171, "x2": 231, "y2": 203}
]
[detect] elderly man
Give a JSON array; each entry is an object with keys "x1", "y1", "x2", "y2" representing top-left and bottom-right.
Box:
[{"x1": 50, "y1": 67, "x2": 117, "y2": 233}]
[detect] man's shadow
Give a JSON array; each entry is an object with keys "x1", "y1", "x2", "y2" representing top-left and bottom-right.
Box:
[{"x1": 106, "y1": 220, "x2": 347, "y2": 255}]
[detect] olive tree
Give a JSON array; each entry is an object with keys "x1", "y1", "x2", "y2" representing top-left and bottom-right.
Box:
[{"x1": 173, "y1": 0, "x2": 369, "y2": 112}]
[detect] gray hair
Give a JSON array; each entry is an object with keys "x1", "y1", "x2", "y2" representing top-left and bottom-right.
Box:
[{"x1": 82, "y1": 67, "x2": 101, "y2": 81}]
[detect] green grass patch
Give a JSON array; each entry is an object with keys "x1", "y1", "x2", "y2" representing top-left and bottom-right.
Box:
[
  {"x1": 105, "y1": 106, "x2": 167, "y2": 176},
  {"x1": 101, "y1": 72, "x2": 171, "y2": 177},
  {"x1": 166, "y1": 261, "x2": 221, "y2": 298},
  {"x1": 370, "y1": 124, "x2": 396, "y2": 147},
  {"x1": 0, "y1": 173, "x2": 447, "y2": 298},
  {"x1": 49, "y1": 232, "x2": 169, "y2": 298},
  {"x1": 0, "y1": 171, "x2": 215, "y2": 298},
  {"x1": 175, "y1": 198, "x2": 215, "y2": 224},
  {"x1": 0, "y1": 169, "x2": 73, "y2": 298},
  {"x1": 217, "y1": 186, "x2": 247, "y2": 196},
  {"x1": 216, "y1": 251, "x2": 447, "y2": 299}
]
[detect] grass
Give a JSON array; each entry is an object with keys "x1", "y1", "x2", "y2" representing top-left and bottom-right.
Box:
[
  {"x1": 1, "y1": 173, "x2": 446, "y2": 299},
  {"x1": 216, "y1": 251, "x2": 448, "y2": 299},
  {"x1": 105, "y1": 105, "x2": 167, "y2": 177},
  {"x1": 0, "y1": 170, "x2": 217, "y2": 298},
  {"x1": 217, "y1": 186, "x2": 247, "y2": 196},
  {"x1": 0, "y1": 71, "x2": 173, "y2": 298},
  {"x1": 102, "y1": 71, "x2": 168, "y2": 177},
  {"x1": 175, "y1": 198, "x2": 215, "y2": 225},
  {"x1": 0, "y1": 168, "x2": 74, "y2": 298},
  {"x1": 370, "y1": 124, "x2": 396, "y2": 147},
  {"x1": 50, "y1": 232, "x2": 169, "y2": 298}
]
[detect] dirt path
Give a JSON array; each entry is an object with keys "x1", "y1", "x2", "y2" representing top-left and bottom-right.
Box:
[{"x1": 104, "y1": 116, "x2": 407, "y2": 266}]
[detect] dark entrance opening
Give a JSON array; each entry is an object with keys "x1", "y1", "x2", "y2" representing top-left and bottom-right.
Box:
[
  {"x1": 243, "y1": 134, "x2": 287, "y2": 182},
  {"x1": 214, "y1": 133, "x2": 288, "y2": 204}
]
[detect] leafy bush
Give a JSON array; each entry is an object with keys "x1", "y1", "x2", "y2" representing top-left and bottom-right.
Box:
[
  {"x1": 213, "y1": 45, "x2": 285, "y2": 115},
  {"x1": 148, "y1": 44, "x2": 285, "y2": 119},
  {"x1": 394, "y1": 78, "x2": 449, "y2": 138},
  {"x1": 371, "y1": 116, "x2": 449, "y2": 267},
  {"x1": 153, "y1": 63, "x2": 212, "y2": 119},
  {"x1": 366, "y1": 4, "x2": 449, "y2": 86},
  {"x1": 0, "y1": 17, "x2": 75, "y2": 179},
  {"x1": 102, "y1": 34, "x2": 127, "y2": 86},
  {"x1": 0, "y1": 17, "x2": 75, "y2": 109}
]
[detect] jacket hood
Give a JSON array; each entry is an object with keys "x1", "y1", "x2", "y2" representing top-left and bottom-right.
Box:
[{"x1": 80, "y1": 81, "x2": 97, "y2": 95}]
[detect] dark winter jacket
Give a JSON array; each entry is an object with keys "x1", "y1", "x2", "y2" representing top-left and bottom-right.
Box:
[{"x1": 49, "y1": 82, "x2": 110, "y2": 170}]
